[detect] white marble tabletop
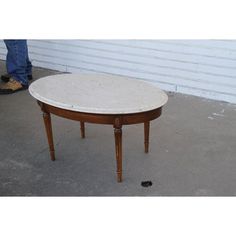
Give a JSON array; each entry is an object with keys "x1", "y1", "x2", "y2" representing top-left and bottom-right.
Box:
[{"x1": 29, "y1": 74, "x2": 168, "y2": 114}]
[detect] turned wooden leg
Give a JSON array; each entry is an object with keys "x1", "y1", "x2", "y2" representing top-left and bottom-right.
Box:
[
  {"x1": 80, "y1": 121, "x2": 85, "y2": 138},
  {"x1": 144, "y1": 121, "x2": 150, "y2": 153},
  {"x1": 114, "y1": 119, "x2": 122, "y2": 182},
  {"x1": 43, "y1": 111, "x2": 55, "y2": 161}
]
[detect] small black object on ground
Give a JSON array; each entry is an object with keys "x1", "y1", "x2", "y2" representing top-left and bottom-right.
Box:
[{"x1": 141, "y1": 181, "x2": 152, "y2": 187}]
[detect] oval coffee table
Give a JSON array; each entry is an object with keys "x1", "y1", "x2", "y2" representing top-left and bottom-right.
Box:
[{"x1": 29, "y1": 74, "x2": 168, "y2": 182}]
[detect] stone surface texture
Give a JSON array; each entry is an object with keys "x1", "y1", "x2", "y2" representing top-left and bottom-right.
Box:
[{"x1": 29, "y1": 74, "x2": 168, "y2": 114}]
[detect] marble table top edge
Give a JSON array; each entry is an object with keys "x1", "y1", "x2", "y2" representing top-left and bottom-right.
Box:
[{"x1": 29, "y1": 74, "x2": 168, "y2": 114}]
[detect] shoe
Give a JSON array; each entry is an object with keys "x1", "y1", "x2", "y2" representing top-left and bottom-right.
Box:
[
  {"x1": 1, "y1": 73, "x2": 33, "y2": 83},
  {"x1": 0, "y1": 78, "x2": 28, "y2": 94}
]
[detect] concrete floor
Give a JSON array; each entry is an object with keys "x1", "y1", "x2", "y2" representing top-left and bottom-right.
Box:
[{"x1": 0, "y1": 60, "x2": 236, "y2": 196}]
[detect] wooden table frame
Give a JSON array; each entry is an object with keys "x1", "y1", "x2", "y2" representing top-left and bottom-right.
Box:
[{"x1": 37, "y1": 100, "x2": 162, "y2": 182}]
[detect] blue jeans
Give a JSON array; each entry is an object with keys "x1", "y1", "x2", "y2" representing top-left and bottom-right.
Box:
[{"x1": 4, "y1": 40, "x2": 32, "y2": 86}]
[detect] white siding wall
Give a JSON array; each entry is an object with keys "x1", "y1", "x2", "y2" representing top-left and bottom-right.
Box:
[{"x1": 0, "y1": 40, "x2": 236, "y2": 103}]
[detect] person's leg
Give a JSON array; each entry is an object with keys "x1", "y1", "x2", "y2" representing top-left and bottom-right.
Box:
[
  {"x1": 1, "y1": 40, "x2": 33, "y2": 82},
  {"x1": 0, "y1": 40, "x2": 29, "y2": 94},
  {"x1": 4, "y1": 39, "x2": 28, "y2": 86},
  {"x1": 25, "y1": 41, "x2": 32, "y2": 77}
]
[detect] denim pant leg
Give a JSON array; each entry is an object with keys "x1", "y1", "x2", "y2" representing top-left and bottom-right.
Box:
[
  {"x1": 26, "y1": 41, "x2": 32, "y2": 76},
  {"x1": 4, "y1": 40, "x2": 29, "y2": 85},
  {"x1": 26, "y1": 56, "x2": 32, "y2": 76}
]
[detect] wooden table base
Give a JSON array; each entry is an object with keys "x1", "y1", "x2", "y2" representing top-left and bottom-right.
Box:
[{"x1": 37, "y1": 101, "x2": 162, "y2": 182}]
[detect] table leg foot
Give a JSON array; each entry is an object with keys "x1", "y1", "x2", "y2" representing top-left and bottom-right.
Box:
[
  {"x1": 50, "y1": 151, "x2": 56, "y2": 161},
  {"x1": 117, "y1": 172, "x2": 122, "y2": 182},
  {"x1": 43, "y1": 112, "x2": 55, "y2": 161},
  {"x1": 144, "y1": 121, "x2": 150, "y2": 153}
]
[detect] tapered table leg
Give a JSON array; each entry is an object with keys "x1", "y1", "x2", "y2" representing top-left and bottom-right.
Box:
[
  {"x1": 114, "y1": 120, "x2": 122, "y2": 182},
  {"x1": 80, "y1": 121, "x2": 85, "y2": 138},
  {"x1": 43, "y1": 112, "x2": 55, "y2": 161},
  {"x1": 144, "y1": 121, "x2": 150, "y2": 153}
]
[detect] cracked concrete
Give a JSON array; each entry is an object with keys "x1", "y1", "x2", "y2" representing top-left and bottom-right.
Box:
[{"x1": 0, "y1": 60, "x2": 236, "y2": 196}]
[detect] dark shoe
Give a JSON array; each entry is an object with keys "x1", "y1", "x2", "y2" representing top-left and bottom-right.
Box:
[
  {"x1": 1, "y1": 73, "x2": 33, "y2": 83},
  {"x1": 0, "y1": 78, "x2": 28, "y2": 94}
]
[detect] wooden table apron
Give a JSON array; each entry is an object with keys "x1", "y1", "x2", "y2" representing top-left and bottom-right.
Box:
[{"x1": 37, "y1": 100, "x2": 162, "y2": 182}]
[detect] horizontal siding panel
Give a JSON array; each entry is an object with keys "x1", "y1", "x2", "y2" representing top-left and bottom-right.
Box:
[
  {"x1": 27, "y1": 46, "x2": 236, "y2": 88},
  {"x1": 32, "y1": 60, "x2": 67, "y2": 73},
  {"x1": 28, "y1": 40, "x2": 236, "y2": 69},
  {"x1": 27, "y1": 43, "x2": 236, "y2": 79},
  {"x1": 56, "y1": 39, "x2": 236, "y2": 53},
  {"x1": 0, "y1": 46, "x2": 6, "y2": 53},
  {"x1": 178, "y1": 86, "x2": 236, "y2": 104},
  {"x1": 160, "y1": 40, "x2": 236, "y2": 51},
  {"x1": 95, "y1": 40, "x2": 236, "y2": 60},
  {"x1": 0, "y1": 54, "x2": 5, "y2": 60}
]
